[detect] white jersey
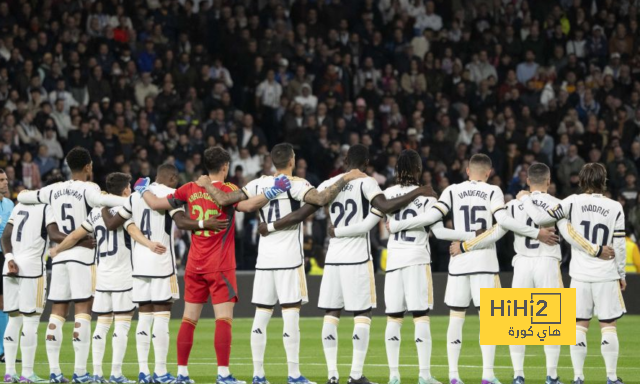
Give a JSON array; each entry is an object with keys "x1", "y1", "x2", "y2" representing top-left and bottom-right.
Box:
[
  {"x1": 243, "y1": 175, "x2": 313, "y2": 270},
  {"x1": 547, "y1": 193, "x2": 625, "y2": 282},
  {"x1": 384, "y1": 185, "x2": 434, "y2": 271},
  {"x1": 18, "y1": 180, "x2": 126, "y2": 265},
  {"x1": 118, "y1": 183, "x2": 182, "y2": 278},
  {"x1": 320, "y1": 175, "x2": 383, "y2": 265},
  {"x1": 81, "y1": 207, "x2": 132, "y2": 291},
  {"x1": 3, "y1": 203, "x2": 55, "y2": 277},
  {"x1": 436, "y1": 180, "x2": 505, "y2": 275},
  {"x1": 507, "y1": 191, "x2": 561, "y2": 261}
]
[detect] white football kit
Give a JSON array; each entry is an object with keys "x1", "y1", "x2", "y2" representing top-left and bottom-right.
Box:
[
  {"x1": 17, "y1": 180, "x2": 126, "y2": 302},
  {"x1": 2, "y1": 203, "x2": 53, "y2": 314},
  {"x1": 243, "y1": 176, "x2": 311, "y2": 306},
  {"x1": 81, "y1": 207, "x2": 136, "y2": 314},
  {"x1": 118, "y1": 183, "x2": 182, "y2": 303},
  {"x1": 523, "y1": 193, "x2": 627, "y2": 321},
  {"x1": 317, "y1": 175, "x2": 383, "y2": 312}
]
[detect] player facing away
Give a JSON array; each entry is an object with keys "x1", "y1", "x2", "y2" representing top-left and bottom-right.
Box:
[
  {"x1": 387, "y1": 154, "x2": 559, "y2": 384},
  {"x1": 450, "y1": 163, "x2": 611, "y2": 384},
  {"x1": 17, "y1": 147, "x2": 127, "y2": 383},
  {"x1": 517, "y1": 163, "x2": 627, "y2": 384},
  {"x1": 49, "y1": 173, "x2": 161, "y2": 384},
  {"x1": 140, "y1": 147, "x2": 291, "y2": 384},
  {"x1": 261, "y1": 145, "x2": 439, "y2": 384},
  {"x1": 244, "y1": 143, "x2": 367, "y2": 384},
  {"x1": 0, "y1": 201, "x2": 71, "y2": 383},
  {"x1": 0, "y1": 169, "x2": 15, "y2": 365}
]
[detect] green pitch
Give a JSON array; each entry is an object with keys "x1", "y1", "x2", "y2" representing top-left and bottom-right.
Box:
[{"x1": 29, "y1": 315, "x2": 640, "y2": 384}]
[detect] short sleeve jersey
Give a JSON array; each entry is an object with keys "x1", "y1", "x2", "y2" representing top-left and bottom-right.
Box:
[
  {"x1": 320, "y1": 175, "x2": 383, "y2": 265},
  {"x1": 166, "y1": 181, "x2": 238, "y2": 273},
  {"x1": 243, "y1": 175, "x2": 312, "y2": 270},
  {"x1": 384, "y1": 185, "x2": 435, "y2": 271},
  {"x1": 3, "y1": 203, "x2": 54, "y2": 277},
  {"x1": 118, "y1": 183, "x2": 181, "y2": 278},
  {"x1": 507, "y1": 191, "x2": 561, "y2": 261},
  {"x1": 548, "y1": 193, "x2": 625, "y2": 282},
  {"x1": 435, "y1": 180, "x2": 505, "y2": 275},
  {"x1": 82, "y1": 207, "x2": 133, "y2": 290}
]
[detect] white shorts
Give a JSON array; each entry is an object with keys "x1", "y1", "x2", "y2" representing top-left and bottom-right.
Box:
[
  {"x1": 3, "y1": 275, "x2": 47, "y2": 314},
  {"x1": 385, "y1": 264, "x2": 433, "y2": 314},
  {"x1": 252, "y1": 266, "x2": 308, "y2": 306},
  {"x1": 93, "y1": 290, "x2": 137, "y2": 314},
  {"x1": 571, "y1": 279, "x2": 626, "y2": 322},
  {"x1": 444, "y1": 273, "x2": 501, "y2": 308},
  {"x1": 512, "y1": 256, "x2": 564, "y2": 288},
  {"x1": 318, "y1": 260, "x2": 376, "y2": 312},
  {"x1": 132, "y1": 275, "x2": 180, "y2": 304},
  {"x1": 48, "y1": 263, "x2": 96, "y2": 302}
]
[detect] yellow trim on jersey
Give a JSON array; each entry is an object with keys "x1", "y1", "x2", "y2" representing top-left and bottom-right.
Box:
[
  {"x1": 297, "y1": 265, "x2": 308, "y2": 299},
  {"x1": 367, "y1": 260, "x2": 376, "y2": 305},
  {"x1": 413, "y1": 316, "x2": 430, "y2": 324},
  {"x1": 170, "y1": 275, "x2": 179, "y2": 295},
  {"x1": 434, "y1": 205, "x2": 447, "y2": 216},
  {"x1": 494, "y1": 275, "x2": 501, "y2": 288},
  {"x1": 224, "y1": 182, "x2": 239, "y2": 191},
  {"x1": 91, "y1": 265, "x2": 97, "y2": 292},
  {"x1": 426, "y1": 265, "x2": 433, "y2": 307},
  {"x1": 387, "y1": 317, "x2": 403, "y2": 324},
  {"x1": 557, "y1": 262, "x2": 564, "y2": 288},
  {"x1": 36, "y1": 276, "x2": 45, "y2": 310},
  {"x1": 567, "y1": 223, "x2": 598, "y2": 256},
  {"x1": 464, "y1": 224, "x2": 499, "y2": 250},
  {"x1": 617, "y1": 284, "x2": 626, "y2": 311}
]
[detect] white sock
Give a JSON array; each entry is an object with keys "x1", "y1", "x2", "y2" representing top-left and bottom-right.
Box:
[
  {"x1": 4, "y1": 315, "x2": 23, "y2": 376},
  {"x1": 92, "y1": 317, "x2": 113, "y2": 377},
  {"x1": 570, "y1": 326, "x2": 588, "y2": 381},
  {"x1": 480, "y1": 335, "x2": 496, "y2": 379},
  {"x1": 282, "y1": 308, "x2": 301, "y2": 379},
  {"x1": 414, "y1": 316, "x2": 432, "y2": 380},
  {"x1": 544, "y1": 345, "x2": 560, "y2": 379},
  {"x1": 447, "y1": 311, "x2": 465, "y2": 380},
  {"x1": 178, "y1": 366, "x2": 189, "y2": 377},
  {"x1": 46, "y1": 315, "x2": 65, "y2": 375},
  {"x1": 601, "y1": 327, "x2": 619, "y2": 380},
  {"x1": 250, "y1": 308, "x2": 273, "y2": 378},
  {"x1": 136, "y1": 312, "x2": 154, "y2": 375},
  {"x1": 21, "y1": 316, "x2": 40, "y2": 378},
  {"x1": 509, "y1": 345, "x2": 525, "y2": 378},
  {"x1": 112, "y1": 316, "x2": 132, "y2": 378},
  {"x1": 385, "y1": 317, "x2": 402, "y2": 380},
  {"x1": 152, "y1": 312, "x2": 171, "y2": 376},
  {"x1": 350, "y1": 316, "x2": 371, "y2": 380},
  {"x1": 322, "y1": 316, "x2": 339, "y2": 379},
  {"x1": 74, "y1": 314, "x2": 92, "y2": 376},
  {"x1": 218, "y1": 367, "x2": 230, "y2": 377}
]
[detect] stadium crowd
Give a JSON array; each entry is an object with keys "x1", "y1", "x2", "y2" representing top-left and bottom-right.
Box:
[{"x1": 1, "y1": 0, "x2": 640, "y2": 272}]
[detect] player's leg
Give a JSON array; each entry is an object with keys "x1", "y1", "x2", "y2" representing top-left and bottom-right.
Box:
[
  {"x1": 318, "y1": 265, "x2": 343, "y2": 384},
  {"x1": 509, "y1": 257, "x2": 534, "y2": 383},
  {"x1": 250, "y1": 270, "x2": 276, "y2": 383},
  {"x1": 133, "y1": 277, "x2": 154, "y2": 382},
  {"x1": 536, "y1": 259, "x2": 563, "y2": 383},
  {"x1": 384, "y1": 268, "x2": 405, "y2": 384},
  {"x1": 0, "y1": 251, "x2": 7, "y2": 363},
  {"x1": 344, "y1": 261, "x2": 376, "y2": 384},
  {"x1": 472, "y1": 274, "x2": 501, "y2": 384},
  {"x1": 150, "y1": 274, "x2": 180, "y2": 383},
  {"x1": 570, "y1": 280, "x2": 592, "y2": 383},
  {"x1": 408, "y1": 265, "x2": 437, "y2": 384},
  {"x1": 3, "y1": 275, "x2": 20, "y2": 382},
  {"x1": 46, "y1": 263, "x2": 71, "y2": 382},
  {"x1": 19, "y1": 275, "x2": 45, "y2": 382},
  {"x1": 110, "y1": 290, "x2": 136, "y2": 383},
  {"x1": 444, "y1": 274, "x2": 471, "y2": 384},
  {"x1": 276, "y1": 266, "x2": 311, "y2": 383},
  {"x1": 91, "y1": 292, "x2": 114, "y2": 382},
  {"x1": 594, "y1": 280, "x2": 626, "y2": 384},
  {"x1": 72, "y1": 298, "x2": 94, "y2": 381},
  {"x1": 211, "y1": 270, "x2": 241, "y2": 384},
  {"x1": 177, "y1": 270, "x2": 207, "y2": 383}
]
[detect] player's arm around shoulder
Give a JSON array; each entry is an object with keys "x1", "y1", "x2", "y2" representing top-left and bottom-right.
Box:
[
  {"x1": 303, "y1": 169, "x2": 366, "y2": 206},
  {"x1": 125, "y1": 223, "x2": 167, "y2": 255}
]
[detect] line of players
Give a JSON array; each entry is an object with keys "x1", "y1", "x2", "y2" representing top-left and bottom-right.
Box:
[{"x1": 1, "y1": 143, "x2": 627, "y2": 384}]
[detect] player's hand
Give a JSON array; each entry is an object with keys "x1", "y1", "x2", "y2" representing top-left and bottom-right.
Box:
[
  {"x1": 7, "y1": 260, "x2": 19, "y2": 276},
  {"x1": 344, "y1": 169, "x2": 367, "y2": 182},
  {"x1": 598, "y1": 245, "x2": 615, "y2": 260},
  {"x1": 134, "y1": 177, "x2": 151, "y2": 194},
  {"x1": 203, "y1": 218, "x2": 229, "y2": 232},
  {"x1": 328, "y1": 225, "x2": 336, "y2": 238},
  {"x1": 78, "y1": 235, "x2": 97, "y2": 249},
  {"x1": 265, "y1": 175, "x2": 291, "y2": 200},
  {"x1": 536, "y1": 227, "x2": 559, "y2": 245},
  {"x1": 516, "y1": 190, "x2": 530, "y2": 200},
  {"x1": 620, "y1": 278, "x2": 627, "y2": 291},
  {"x1": 49, "y1": 247, "x2": 59, "y2": 258},
  {"x1": 450, "y1": 241, "x2": 463, "y2": 257},
  {"x1": 417, "y1": 184, "x2": 438, "y2": 198},
  {"x1": 149, "y1": 242, "x2": 167, "y2": 255},
  {"x1": 196, "y1": 175, "x2": 212, "y2": 187},
  {"x1": 258, "y1": 222, "x2": 269, "y2": 237}
]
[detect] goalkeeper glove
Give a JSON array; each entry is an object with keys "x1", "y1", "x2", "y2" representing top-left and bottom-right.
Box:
[
  {"x1": 264, "y1": 174, "x2": 292, "y2": 200},
  {"x1": 134, "y1": 177, "x2": 151, "y2": 195}
]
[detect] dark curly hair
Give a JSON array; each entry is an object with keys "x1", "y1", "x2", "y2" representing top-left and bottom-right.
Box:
[
  {"x1": 105, "y1": 172, "x2": 132, "y2": 195},
  {"x1": 66, "y1": 147, "x2": 92, "y2": 172},
  {"x1": 396, "y1": 150, "x2": 422, "y2": 187},
  {"x1": 203, "y1": 147, "x2": 231, "y2": 173}
]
